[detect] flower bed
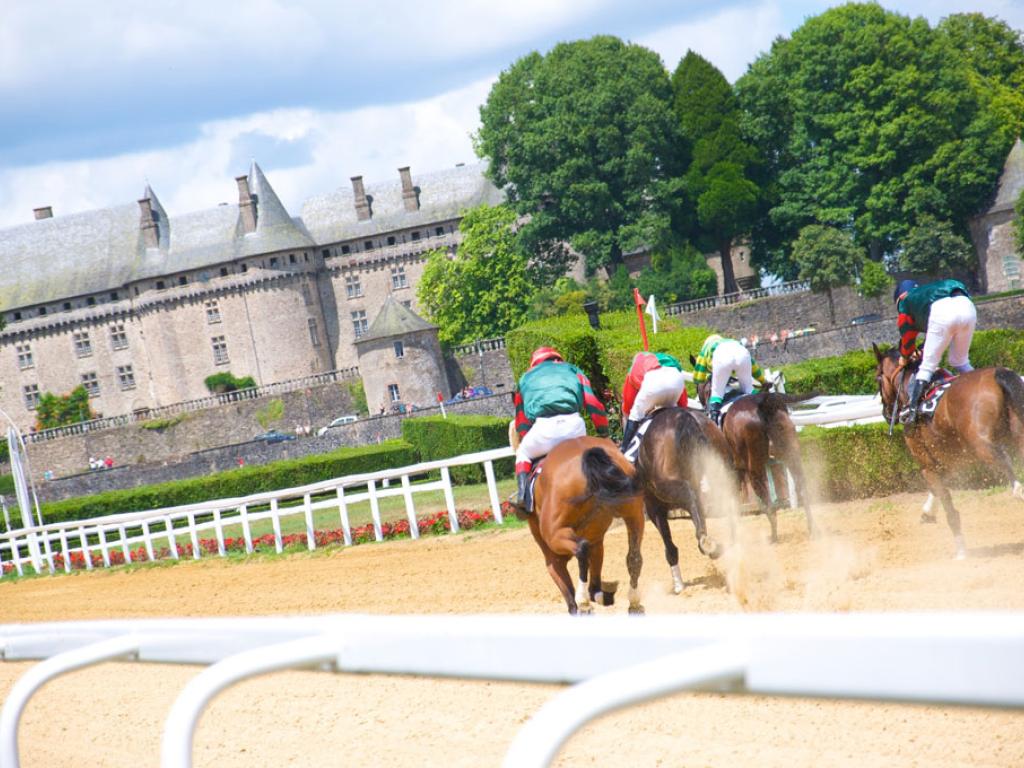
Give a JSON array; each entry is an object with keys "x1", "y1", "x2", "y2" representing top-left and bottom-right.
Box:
[{"x1": 3, "y1": 504, "x2": 512, "y2": 575}]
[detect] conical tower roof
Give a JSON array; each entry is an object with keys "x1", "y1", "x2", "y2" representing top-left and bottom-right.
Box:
[
  {"x1": 990, "y1": 137, "x2": 1024, "y2": 214},
  {"x1": 248, "y1": 160, "x2": 294, "y2": 232},
  {"x1": 142, "y1": 184, "x2": 170, "y2": 250},
  {"x1": 356, "y1": 295, "x2": 436, "y2": 344}
]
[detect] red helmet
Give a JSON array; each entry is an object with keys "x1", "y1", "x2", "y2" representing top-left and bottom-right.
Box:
[{"x1": 529, "y1": 346, "x2": 563, "y2": 368}]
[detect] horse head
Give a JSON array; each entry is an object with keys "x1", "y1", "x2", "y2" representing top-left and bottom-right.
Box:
[{"x1": 872, "y1": 343, "x2": 918, "y2": 422}]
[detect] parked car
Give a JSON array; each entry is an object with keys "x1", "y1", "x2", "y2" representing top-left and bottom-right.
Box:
[
  {"x1": 850, "y1": 313, "x2": 883, "y2": 326},
  {"x1": 253, "y1": 429, "x2": 296, "y2": 444},
  {"x1": 445, "y1": 385, "x2": 494, "y2": 404},
  {"x1": 317, "y1": 415, "x2": 359, "y2": 436}
]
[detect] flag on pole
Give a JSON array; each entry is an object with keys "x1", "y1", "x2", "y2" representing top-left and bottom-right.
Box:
[
  {"x1": 437, "y1": 392, "x2": 447, "y2": 419},
  {"x1": 632, "y1": 287, "x2": 649, "y2": 351},
  {"x1": 645, "y1": 294, "x2": 660, "y2": 334}
]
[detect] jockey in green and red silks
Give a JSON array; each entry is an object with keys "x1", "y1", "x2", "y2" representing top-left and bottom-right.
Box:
[
  {"x1": 511, "y1": 346, "x2": 609, "y2": 513},
  {"x1": 894, "y1": 278, "x2": 977, "y2": 424}
]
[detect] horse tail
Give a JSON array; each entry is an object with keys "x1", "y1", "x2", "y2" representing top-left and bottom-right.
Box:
[
  {"x1": 674, "y1": 409, "x2": 708, "y2": 473},
  {"x1": 758, "y1": 392, "x2": 801, "y2": 459},
  {"x1": 995, "y1": 367, "x2": 1024, "y2": 426},
  {"x1": 577, "y1": 447, "x2": 637, "y2": 506},
  {"x1": 755, "y1": 392, "x2": 790, "y2": 424}
]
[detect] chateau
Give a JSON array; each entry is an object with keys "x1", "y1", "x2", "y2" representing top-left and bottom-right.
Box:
[{"x1": 0, "y1": 162, "x2": 503, "y2": 430}]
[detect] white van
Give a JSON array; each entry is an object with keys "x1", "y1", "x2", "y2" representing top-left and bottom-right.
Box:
[{"x1": 317, "y1": 415, "x2": 359, "y2": 436}]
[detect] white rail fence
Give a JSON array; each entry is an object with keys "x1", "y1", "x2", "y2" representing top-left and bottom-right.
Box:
[
  {"x1": 1, "y1": 393, "x2": 890, "y2": 579},
  {"x1": 0, "y1": 613, "x2": 1022, "y2": 767}
]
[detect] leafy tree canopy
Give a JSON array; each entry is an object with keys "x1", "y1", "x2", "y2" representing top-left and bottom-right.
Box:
[
  {"x1": 856, "y1": 259, "x2": 892, "y2": 299},
  {"x1": 792, "y1": 224, "x2": 864, "y2": 323},
  {"x1": 35, "y1": 386, "x2": 95, "y2": 430},
  {"x1": 475, "y1": 36, "x2": 685, "y2": 274},
  {"x1": 635, "y1": 242, "x2": 718, "y2": 304},
  {"x1": 899, "y1": 214, "x2": 976, "y2": 275},
  {"x1": 417, "y1": 204, "x2": 534, "y2": 346},
  {"x1": 736, "y1": 3, "x2": 1023, "y2": 267}
]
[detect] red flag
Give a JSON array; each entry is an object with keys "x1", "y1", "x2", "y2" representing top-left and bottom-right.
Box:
[
  {"x1": 437, "y1": 392, "x2": 443, "y2": 402},
  {"x1": 633, "y1": 287, "x2": 649, "y2": 351}
]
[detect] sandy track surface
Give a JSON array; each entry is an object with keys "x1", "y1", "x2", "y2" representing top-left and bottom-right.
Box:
[{"x1": 2, "y1": 489, "x2": 1024, "y2": 766}]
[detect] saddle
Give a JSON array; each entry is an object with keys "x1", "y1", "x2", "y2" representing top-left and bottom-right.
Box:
[
  {"x1": 918, "y1": 369, "x2": 957, "y2": 419},
  {"x1": 622, "y1": 415, "x2": 656, "y2": 464},
  {"x1": 524, "y1": 460, "x2": 545, "y2": 514}
]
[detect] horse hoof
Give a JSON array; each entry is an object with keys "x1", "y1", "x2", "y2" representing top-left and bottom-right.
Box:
[
  {"x1": 699, "y1": 536, "x2": 724, "y2": 560},
  {"x1": 577, "y1": 603, "x2": 594, "y2": 615},
  {"x1": 672, "y1": 580, "x2": 684, "y2": 595},
  {"x1": 921, "y1": 513, "x2": 937, "y2": 524},
  {"x1": 628, "y1": 604, "x2": 645, "y2": 615},
  {"x1": 953, "y1": 550, "x2": 967, "y2": 561}
]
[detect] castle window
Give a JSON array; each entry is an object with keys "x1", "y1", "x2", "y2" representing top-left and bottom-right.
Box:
[
  {"x1": 220, "y1": 267, "x2": 229, "y2": 277},
  {"x1": 345, "y1": 275, "x2": 362, "y2": 299},
  {"x1": 289, "y1": 253, "x2": 297, "y2": 265},
  {"x1": 322, "y1": 249, "x2": 330, "y2": 259},
  {"x1": 211, "y1": 336, "x2": 229, "y2": 365},
  {"x1": 387, "y1": 383, "x2": 401, "y2": 402},
  {"x1": 178, "y1": 276, "x2": 187, "y2": 286},
  {"x1": 351, "y1": 310, "x2": 368, "y2": 339},
  {"x1": 364, "y1": 240, "x2": 374, "y2": 251},
  {"x1": 240, "y1": 263, "x2": 248, "y2": 273},
  {"x1": 63, "y1": 302, "x2": 72, "y2": 312},
  {"x1": 402, "y1": 300, "x2": 412, "y2": 309},
  {"x1": 391, "y1": 265, "x2": 408, "y2": 290},
  {"x1": 73, "y1": 331, "x2": 92, "y2": 358},
  {"x1": 393, "y1": 341, "x2": 404, "y2": 358},
  {"x1": 435, "y1": 226, "x2": 444, "y2": 237},
  {"x1": 341, "y1": 245, "x2": 351, "y2": 255},
  {"x1": 38, "y1": 306, "x2": 47, "y2": 316},
  {"x1": 205, "y1": 300, "x2": 221, "y2": 324},
  {"x1": 411, "y1": 231, "x2": 420, "y2": 241},
  {"x1": 81, "y1": 372, "x2": 99, "y2": 397},
  {"x1": 117, "y1": 365, "x2": 136, "y2": 391},
  {"x1": 304, "y1": 253, "x2": 310, "y2": 262},
  {"x1": 301, "y1": 283, "x2": 313, "y2": 305},
  {"x1": 156, "y1": 280, "x2": 165, "y2": 290},
  {"x1": 87, "y1": 296, "x2": 96, "y2": 306},
  {"x1": 270, "y1": 257, "x2": 279, "y2": 267},
  {"x1": 109, "y1": 324, "x2": 128, "y2": 351},
  {"x1": 16, "y1": 344, "x2": 33, "y2": 370},
  {"x1": 23, "y1": 384, "x2": 39, "y2": 410},
  {"x1": 308, "y1": 318, "x2": 320, "y2": 347},
  {"x1": 110, "y1": 291, "x2": 119, "y2": 301},
  {"x1": 12, "y1": 311, "x2": 22, "y2": 321},
  {"x1": 387, "y1": 235, "x2": 396, "y2": 246}
]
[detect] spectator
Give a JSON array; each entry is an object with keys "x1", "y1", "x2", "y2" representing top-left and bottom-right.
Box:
[
  {"x1": 104, "y1": 456, "x2": 114, "y2": 469},
  {"x1": 378, "y1": 401, "x2": 386, "y2": 415},
  {"x1": 236, "y1": 457, "x2": 245, "y2": 467}
]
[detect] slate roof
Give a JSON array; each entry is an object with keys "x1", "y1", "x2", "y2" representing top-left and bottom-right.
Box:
[
  {"x1": 356, "y1": 295, "x2": 436, "y2": 344},
  {"x1": 0, "y1": 161, "x2": 502, "y2": 313},
  {"x1": 299, "y1": 162, "x2": 504, "y2": 244},
  {"x1": 989, "y1": 137, "x2": 1024, "y2": 214}
]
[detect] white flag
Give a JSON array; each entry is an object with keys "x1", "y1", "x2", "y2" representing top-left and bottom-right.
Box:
[{"x1": 645, "y1": 294, "x2": 660, "y2": 334}]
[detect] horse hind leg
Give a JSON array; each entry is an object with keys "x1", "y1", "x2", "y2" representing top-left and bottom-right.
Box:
[
  {"x1": 645, "y1": 493, "x2": 684, "y2": 595},
  {"x1": 624, "y1": 503, "x2": 645, "y2": 615},
  {"x1": 750, "y1": 471, "x2": 779, "y2": 543},
  {"x1": 682, "y1": 482, "x2": 723, "y2": 561},
  {"x1": 922, "y1": 469, "x2": 966, "y2": 560},
  {"x1": 530, "y1": 517, "x2": 579, "y2": 614},
  {"x1": 574, "y1": 539, "x2": 593, "y2": 614},
  {"x1": 587, "y1": 541, "x2": 616, "y2": 606}
]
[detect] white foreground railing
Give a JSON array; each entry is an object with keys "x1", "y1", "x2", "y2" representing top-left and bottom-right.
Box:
[{"x1": 1, "y1": 613, "x2": 1022, "y2": 767}]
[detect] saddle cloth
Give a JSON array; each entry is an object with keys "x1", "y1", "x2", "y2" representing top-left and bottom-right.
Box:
[
  {"x1": 918, "y1": 370, "x2": 956, "y2": 418},
  {"x1": 524, "y1": 462, "x2": 544, "y2": 513},
  {"x1": 623, "y1": 416, "x2": 655, "y2": 464}
]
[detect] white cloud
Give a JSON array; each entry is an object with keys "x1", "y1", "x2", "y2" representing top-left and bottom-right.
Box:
[{"x1": 639, "y1": 1, "x2": 786, "y2": 81}]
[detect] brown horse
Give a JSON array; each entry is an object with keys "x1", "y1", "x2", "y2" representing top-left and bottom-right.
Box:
[
  {"x1": 528, "y1": 436, "x2": 646, "y2": 615},
  {"x1": 873, "y1": 344, "x2": 1024, "y2": 558},
  {"x1": 693, "y1": 377, "x2": 815, "y2": 542},
  {"x1": 634, "y1": 407, "x2": 731, "y2": 593}
]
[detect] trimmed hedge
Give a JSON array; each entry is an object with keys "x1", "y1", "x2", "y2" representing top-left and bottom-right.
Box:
[
  {"x1": 781, "y1": 329, "x2": 1024, "y2": 395},
  {"x1": 41, "y1": 440, "x2": 418, "y2": 525},
  {"x1": 0, "y1": 474, "x2": 13, "y2": 497},
  {"x1": 402, "y1": 415, "x2": 513, "y2": 484}
]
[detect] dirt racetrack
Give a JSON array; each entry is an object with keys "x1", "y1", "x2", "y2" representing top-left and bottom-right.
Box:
[{"x1": 2, "y1": 488, "x2": 1024, "y2": 767}]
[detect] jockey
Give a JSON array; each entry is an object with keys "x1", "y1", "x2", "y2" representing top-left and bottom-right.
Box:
[
  {"x1": 692, "y1": 333, "x2": 768, "y2": 426},
  {"x1": 512, "y1": 346, "x2": 609, "y2": 513},
  {"x1": 894, "y1": 278, "x2": 976, "y2": 424},
  {"x1": 619, "y1": 350, "x2": 688, "y2": 451}
]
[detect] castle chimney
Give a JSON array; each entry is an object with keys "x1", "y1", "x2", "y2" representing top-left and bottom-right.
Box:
[
  {"x1": 236, "y1": 175, "x2": 257, "y2": 234},
  {"x1": 138, "y1": 198, "x2": 159, "y2": 248},
  {"x1": 33, "y1": 206, "x2": 53, "y2": 220},
  {"x1": 398, "y1": 166, "x2": 419, "y2": 212},
  {"x1": 351, "y1": 176, "x2": 372, "y2": 221}
]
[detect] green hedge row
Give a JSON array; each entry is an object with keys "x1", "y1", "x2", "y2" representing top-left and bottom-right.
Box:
[
  {"x1": 781, "y1": 329, "x2": 1024, "y2": 395},
  {"x1": 402, "y1": 415, "x2": 513, "y2": 484},
  {"x1": 0, "y1": 474, "x2": 13, "y2": 497},
  {"x1": 41, "y1": 440, "x2": 419, "y2": 525}
]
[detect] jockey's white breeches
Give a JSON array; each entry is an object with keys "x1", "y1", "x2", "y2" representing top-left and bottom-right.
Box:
[
  {"x1": 916, "y1": 295, "x2": 977, "y2": 382},
  {"x1": 515, "y1": 412, "x2": 587, "y2": 464},
  {"x1": 710, "y1": 340, "x2": 754, "y2": 402},
  {"x1": 629, "y1": 366, "x2": 687, "y2": 421}
]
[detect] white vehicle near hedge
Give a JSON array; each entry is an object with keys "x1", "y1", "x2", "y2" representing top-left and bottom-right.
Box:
[{"x1": 317, "y1": 415, "x2": 359, "y2": 436}]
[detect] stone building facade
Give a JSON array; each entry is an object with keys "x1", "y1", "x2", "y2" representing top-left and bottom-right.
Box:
[
  {"x1": 0, "y1": 162, "x2": 503, "y2": 431},
  {"x1": 970, "y1": 137, "x2": 1024, "y2": 294}
]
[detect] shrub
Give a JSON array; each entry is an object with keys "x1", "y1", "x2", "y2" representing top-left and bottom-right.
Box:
[
  {"x1": 402, "y1": 415, "x2": 513, "y2": 484},
  {"x1": 204, "y1": 372, "x2": 256, "y2": 394},
  {"x1": 798, "y1": 424, "x2": 922, "y2": 501},
  {"x1": 255, "y1": 399, "x2": 285, "y2": 429},
  {"x1": 0, "y1": 474, "x2": 13, "y2": 496},
  {"x1": 41, "y1": 440, "x2": 419, "y2": 524},
  {"x1": 35, "y1": 386, "x2": 95, "y2": 429}
]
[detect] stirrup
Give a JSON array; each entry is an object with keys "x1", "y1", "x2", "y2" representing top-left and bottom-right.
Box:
[{"x1": 898, "y1": 405, "x2": 918, "y2": 425}]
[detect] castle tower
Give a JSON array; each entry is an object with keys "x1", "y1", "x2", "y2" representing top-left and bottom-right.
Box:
[{"x1": 970, "y1": 137, "x2": 1024, "y2": 293}]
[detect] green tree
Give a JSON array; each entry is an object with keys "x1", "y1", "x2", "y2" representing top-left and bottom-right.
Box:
[
  {"x1": 417, "y1": 204, "x2": 533, "y2": 346},
  {"x1": 899, "y1": 214, "x2": 975, "y2": 276},
  {"x1": 791, "y1": 224, "x2": 864, "y2": 325},
  {"x1": 635, "y1": 242, "x2": 717, "y2": 303},
  {"x1": 856, "y1": 259, "x2": 892, "y2": 299},
  {"x1": 673, "y1": 50, "x2": 761, "y2": 294},
  {"x1": 35, "y1": 386, "x2": 95, "y2": 430},
  {"x1": 475, "y1": 36, "x2": 685, "y2": 274},
  {"x1": 736, "y1": 4, "x2": 1022, "y2": 269}
]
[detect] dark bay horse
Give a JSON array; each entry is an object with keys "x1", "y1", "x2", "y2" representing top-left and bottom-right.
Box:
[
  {"x1": 873, "y1": 344, "x2": 1024, "y2": 558},
  {"x1": 694, "y1": 378, "x2": 815, "y2": 542},
  {"x1": 634, "y1": 407, "x2": 731, "y2": 594},
  {"x1": 528, "y1": 436, "x2": 646, "y2": 614}
]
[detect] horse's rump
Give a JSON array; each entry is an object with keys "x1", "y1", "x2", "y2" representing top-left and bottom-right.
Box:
[
  {"x1": 571, "y1": 446, "x2": 638, "y2": 507},
  {"x1": 995, "y1": 368, "x2": 1024, "y2": 427}
]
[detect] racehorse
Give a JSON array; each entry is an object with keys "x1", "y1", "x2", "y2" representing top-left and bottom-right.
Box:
[
  {"x1": 692, "y1": 371, "x2": 815, "y2": 542},
  {"x1": 526, "y1": 436, "x2": 646, "y2": 615},
  {"x1": 873, "y1": 344, "x2": 1024, "y2": 558},
  {"x1": 633, "y1": 407, "x2": 731, "y2": 594}
]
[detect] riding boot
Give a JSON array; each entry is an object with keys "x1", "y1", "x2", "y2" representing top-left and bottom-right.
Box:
[
  {"x1": 619, "y1": 418, "x2": 640, "y2": 452},
  {"x1": 515, "y1": 471, "x2": 532, "y2": 514},
  {"x1": 706, "y1": 400, "x2": 723, "y2": 427},
  {"x1": 900, "y1": 378, "x2": 926, "y2": 425}
]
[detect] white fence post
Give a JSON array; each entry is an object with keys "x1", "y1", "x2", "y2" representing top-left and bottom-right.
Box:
[
  {"x1": 368, "y1": 481, "x2": 383, "y2": 542},
  {"x1": 118, "y1": 525, "x2": 131, "y2": 564},
  {"x1": 57, "y1": 530, "x2": 71, "y2": 574},
  {"x1": 441, "y1": 467, "x2": 459, "y2": 533},
  {"x1": 142, "y1": 521, "x2": 155, "y2": 562},
  {"x1": 270, "y1": 499, "x2": 283, "y2": 554},
  {"x1": 164, "y1": 517, "x2": 179, "y2": 560},
  {"x1": 97, "y1": 527, "x2": 111, "y2": 568},
  {"x1": 187, "y1": 514, "x2": 200, "y2": 560},
  {"x1": 303, "y1": 494, "x2": 316, "y2": 551},
  {"x1": 400, "y1": 475, "x2": 419, "y2": 540},
  {"x1": 78, "y1": 528, "x2": 92, "y2": 571},
  {"x1": 212, "y1": 509, "x2": 225, "y2": 557},
  {"x1": 484, "y1": 461, "x2": 503, "y2": 525},
  {"x1": 336, "y1": 487, "x2": 352, "y2": 546},
  {"x1": 239, "y1": 505, "x2": 253, "y2": 554}
]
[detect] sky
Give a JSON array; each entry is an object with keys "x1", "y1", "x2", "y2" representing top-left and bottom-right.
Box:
[{"x1": 2, "y1": 0, "x2": 1023, "y2": 228}]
